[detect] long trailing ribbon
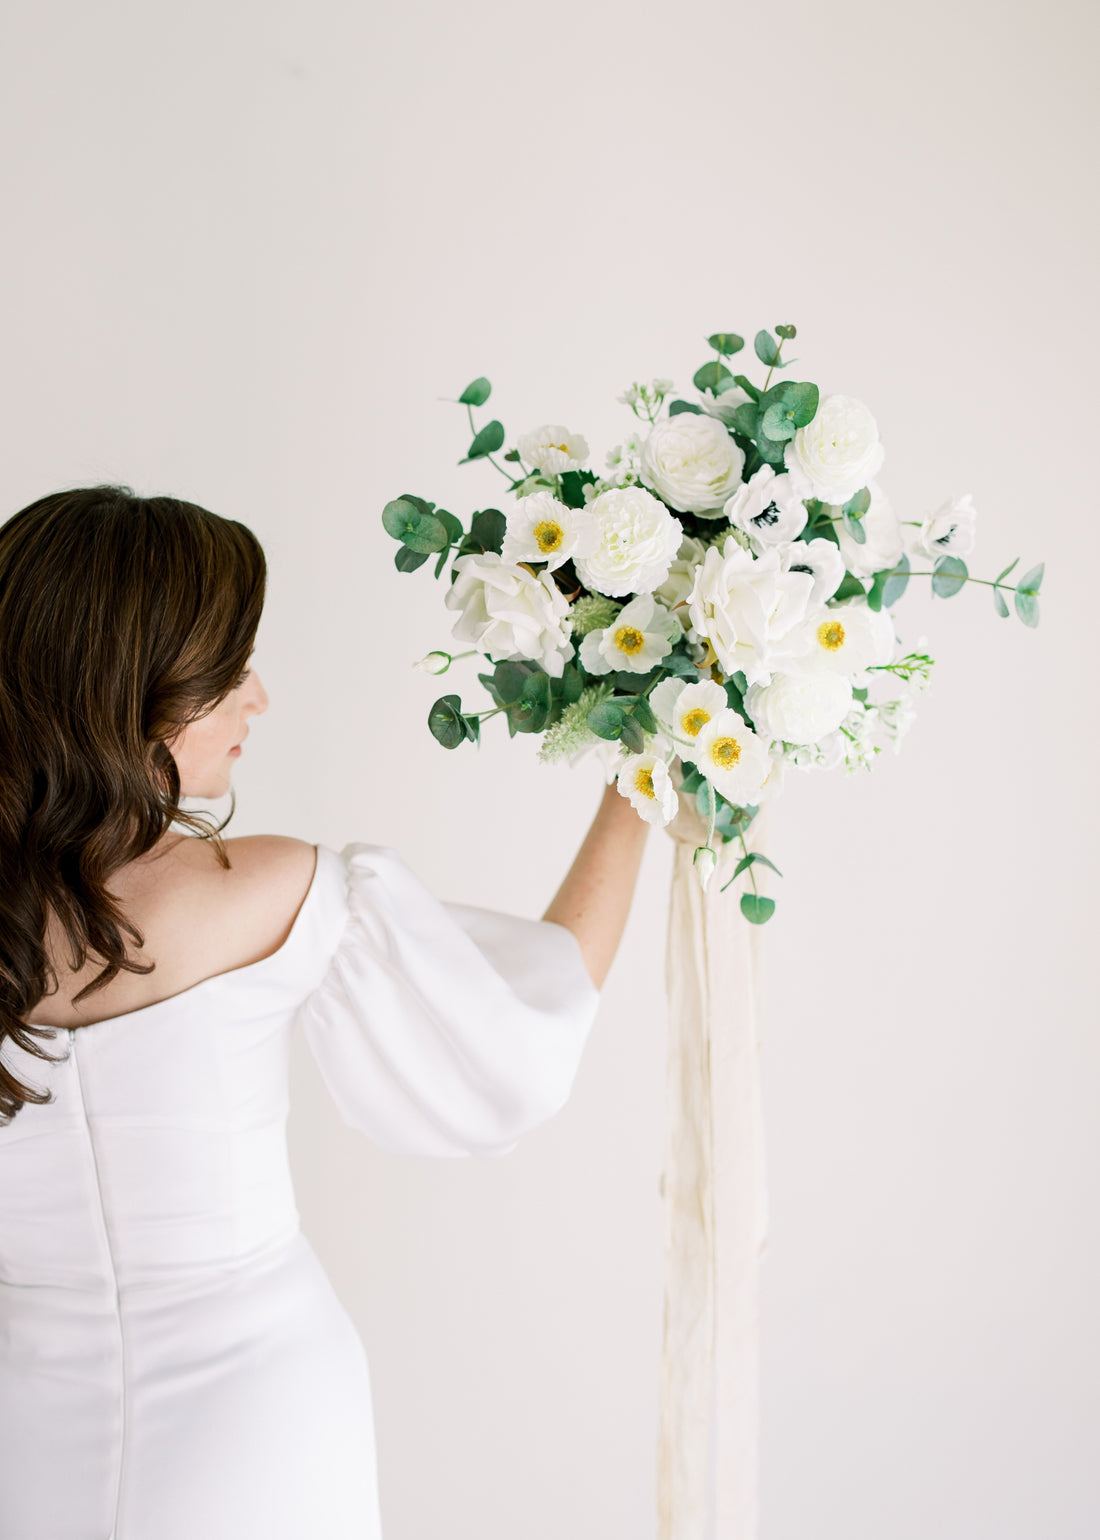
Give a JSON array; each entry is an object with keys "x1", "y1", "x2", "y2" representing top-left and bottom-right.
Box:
[{"x1": 657, "y1": 792, "x2": 770, "y2": 1539}]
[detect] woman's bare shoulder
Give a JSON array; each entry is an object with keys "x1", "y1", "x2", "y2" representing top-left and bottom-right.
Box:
[{"x1": 169, "y1": 834, "x2": 319, "y2": 949}]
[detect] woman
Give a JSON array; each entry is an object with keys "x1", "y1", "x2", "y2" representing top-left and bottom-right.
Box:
[{"x1": 0, "y1": 485, "x2": 649, "y2": 1540}]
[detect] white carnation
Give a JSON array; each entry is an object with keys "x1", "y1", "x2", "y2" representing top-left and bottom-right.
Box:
[
  {"x1": 445, "y1": 553, "x2": 573, "y2": 678},
  {"x1": 745, "y1": 671, "x2": 854, "y2": 745},
  {"x1": 573, "y1": 485, "x2": 683, "y2": 598},
  {"x1": 724, "y1": 465, "x2": 809, "y2": 550},
  {"x1": 500, "y1": 490, "x2": 598, "y2": 573},
  {"x1": 834, "y1": 480, "x2": 904, "y2": 579},
  {"x1": 785, "y1": 393, "x2": 884, "y2": 505},
  {"x1": 640, "y1": 414, "x2": 745, "y2": 515},
  {"x1": 686, "y1": 539, "x2": 817, "y2": 687},
  {"x1": 914, "y1": 493, "x2": 977, "y2": 560},
  {"x1": 517, "y1": 424, "x2": 590, "y2": 476}
]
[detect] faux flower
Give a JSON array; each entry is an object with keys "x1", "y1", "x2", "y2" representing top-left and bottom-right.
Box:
[
  {"x1": 692, "y1": 707, "x2": 772, "y2": 803},
  {"x1": 775, "y1": 537, "x2": 845, "y2": 606},
  {"x1": 834, "y1": 480, "x2": 904, "y2": 580},
  {"x1": 654, "y1": 534, "x2": 707, "y2": 633},
  {"x1": 785, "y1": 599, "x2": 883, "y2": 677},
  {"x1": 785, "y1": 394, "x2": 884, "y2": 505},
  {"x1": 913, "y1": 493, "x2": 977, "y2": 559},
  {"x1": 445, "y1": 553, "x2": 574, "y2": 677},
  {"x1": 500, "y1": 490, "x2": 598, "y2": 572},
  {"x1": 517, "y1": 425, "x2": 590, "y2": 475},
  {"x1": 640, "y1": 414, "x2": 745, "y2": 515},
  {"x1": 650, "y1": 677, "x2": 728, "y2": 756},
  {"x1": 616, "y1": 753, "x2": 679, "y2": 826},
  {"x1": 699, "y1": 383, "x2": 752, "y2": 426},
  {"x1": 724, "y1": 465, "x2": 809, "y2": 549},
  {"x1": 745, "y1": 670, "x2": 854, "y2": 745},
  {"x1": 412, "y1": 650, "x2": 452, "y2": 675},
  {"x1": 686, "y1": 538, "x2": 817, "y2": 686},
  {"x1": 579, "y1": 592, "x2": 679, "y2": 675},
  {"x1": 573, "y1": 485, "x2": 683, "y2": 597},
  {"x1": 693, "y1": 845, "x2": 718, "y2": 891}
]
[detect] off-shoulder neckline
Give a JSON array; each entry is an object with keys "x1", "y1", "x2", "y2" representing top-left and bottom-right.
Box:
[{"x1": 27, "y1": 843, "x2": 328, "y2": 1035}]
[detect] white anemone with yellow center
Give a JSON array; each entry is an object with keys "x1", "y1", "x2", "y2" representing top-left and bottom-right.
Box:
[
  {"x1": 500, "y1": 490, "x2": 600, "y2": 573},
  {"x1": 615, "y1": 752, "x2": 679, "y2": 827},
  {"x1": 516, "y1": 424, "x2": 590, "y2": 476},
  {"x1": 649, "y1": 676, "x2": 728, "y2": 755},
  {"x1": 787, "y1": 597, "x2": 883, "y2": 677},
  {"x1": 578, "y1": 592, "x2": 679, "y2": 675},
  {"x1": 693, "y1": 707, "x2": 772, "y2": 804}
]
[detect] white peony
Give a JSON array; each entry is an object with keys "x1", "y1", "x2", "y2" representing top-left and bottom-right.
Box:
[
  {"x1": 693, "y1": 707, "x2": 772, "y2": 803},
  {"x1": 745, "y1": 670, "x2": 854, "y2": 745},
  {"x1": 785, "y1": 394, "x2": 884, "y2": 505},
  {"x1": 650, "y1": 677, "x2": 728, "y2": 757},
  {"x1": 686, "y1": 538, "x2": 817, "y2": 687},
  {"x1": 616, "y1": 753, "x2": 679, "y2": 826},
  {"x1": 517, "y1": 424, "x2": 590, "y2": 475},
  {"x1": 654, "y1": 534, "x2": 707, "y2": 634},
  {"x1": 914, "y1": 493, "x2": 977, "y2": 560},
  {"x1": 445, "y1": 553, "x2": 574, "y2": 678},
  {"x1": 724, "y1": 465, "x2": 809, "y2": 550},
  {"x1": 785, "y1": 598, "x2": 883, "y2": 678},
  {"x1": 640, "y1": 414, "x2": 745, "y2": 515},
  {"x1": 501, "y1": 490, "x2": 598, "y2": 573},
  {"x1": 579, "y1": 593, "x2": 679, "y2": 675},
  {"x1": 775, "y1": 537, "x2": 845, "y2": 607},
  {"x1": 834, "y1": 480, "x2": 904, "y2": 580},
  {"x1": 573, "y1": 485, "x2": 684, "y2": 597}
]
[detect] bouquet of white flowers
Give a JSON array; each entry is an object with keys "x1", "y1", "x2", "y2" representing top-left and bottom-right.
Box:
[{"x1": 383, "y1": 324, "x2": 1043, "y2": 924}]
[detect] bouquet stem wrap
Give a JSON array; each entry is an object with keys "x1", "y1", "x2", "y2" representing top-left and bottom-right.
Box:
[{"x1": 658, "y1": 794, "x2": 770, "y2": 1540}]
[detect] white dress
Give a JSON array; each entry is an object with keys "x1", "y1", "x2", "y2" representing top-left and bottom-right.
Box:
[{"x1": 0, "y1": 842, "x2": 601, "y2": 1540}]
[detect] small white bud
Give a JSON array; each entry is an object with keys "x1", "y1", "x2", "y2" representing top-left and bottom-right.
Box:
[
  {"x1": 413, "y1": 650, "x2": 451, "y2": 676},
  {"x1": 693, "y1": 845, "x2": 718, "y2": 891}
]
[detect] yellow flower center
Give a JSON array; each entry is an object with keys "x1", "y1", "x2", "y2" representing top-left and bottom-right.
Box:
[
  {"x1": 709, "y1": 735, "x2": 742, "y2": 769},
  {"x1": 818, "y1": 619, "x2": 845, "y2": 652},
  {"x1": 634, "y1": 766, "x2": 656, "y2": 799},
  {"x1": 614, "y1": 625, "x2": 646, "y2": 655},
  {"x1": 681, "y1": 708, "x2": 711, "y2": 738},
  {"x1": 534, "y1": 519, "x2": 564, "y2": 553},
  {"x1": 551, "y1": 442, "x2": 569, "y2": 453}
]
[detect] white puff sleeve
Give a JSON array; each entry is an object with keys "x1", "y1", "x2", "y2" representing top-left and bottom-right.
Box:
[{"x1": 294, "y1": 843, "x2": 602, "y2": 1158}]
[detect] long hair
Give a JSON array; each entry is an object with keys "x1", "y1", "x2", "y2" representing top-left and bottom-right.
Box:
[{"x1": 0, "y1": 484, "x2": 267, "y2": 1124}]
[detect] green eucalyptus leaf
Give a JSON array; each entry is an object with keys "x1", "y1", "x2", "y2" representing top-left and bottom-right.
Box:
[
  {"x1": 383, "y1": 498, "x2": 449, "y2": 553},
  {"x1": 993, "y1": 586, "x2": 1010, "y2": 618},
  {"x1": 631, "y1": 698, "x2": 658, "y2": 734},
  {"x1": 733, "y1": 851, "x2": 784, "y2": 879},
  {"x1": 509, "y1": 670, "x2": 551, "y2": 733},
  {"x1": 731, "y1": 402, "x2": 760, "y2": 439},
  {"x1": 587, "y1": 701, "x2": 626, "y2": 740},
  {"x1": 866, "y1": 569, "x2": 889, "y2": 611},
  {"x1": 707, "y1": 332, "x2": 745, "y2": 355},
  {"x1": 932, "y1": 555, "x2": 968, "y2": 597},
  {"x1": 842, "y1": 509, "x2": 867, "y2": 545},
  {"x1": 559, "y1": 468, "x2": 597, "y2": 509},
  {"x1": 694, "y1": 360, "x2": 733, "y2": 394},
  {"x1": 835, "y1": 571, "x2": 868, "y2": 603},
  {"x1": 733, "y1": 375, "x2": 761, "y2": 401},
  {"x1": 678, "y1": 765, "x2": 703, "y2": 794},
  {"x1": 469, "y1": 508, "x2": 506, "y2": 554},
  {"x1": 1014, "y1": 590, "x2": 1040, "y2": 627},
  {"x1": 994, "y1": 556, "x2": 1020, "y2": 585},
  {"x1": 1017, "y1": 562, "x2": 1044, "y2": 595},
  {"x1": 696, "y1": 779, "x2": 716, "y2": 820},
  {"x1": 433, "y1": 547, "x2": 450, "y2": 579},
  {"x1": 493, "y1": 660, "x2": 533, "y2": 704},
  {"x1": 881, "y1": 554, "x2": 911, "y2": 606},
  {"x1": 458, "y1": 377, "x2": 491, "y2": 406},
  {"x1": 842, "y1": 487, "x2": 871, "y2": 518},
  {"x1": 437, "y1": 509, "x2": 463, "y2": 544},
  {"x1": 394, "y1": 545, "x2": 431, "y2": 573},
  {"x1": 775, "y1": 324, "x2": 797, "y2": 340},
  {"x1": 755, "y1": 432, "x2": 787, "y2": 465},
  {"x1": 461, "y1": 714, "x2": 481, "y2": 745},
  {"x1": 463, "y1": 420, "x2": 505, "y2": 461},
  {"x1": 754, "y1": 330, "x2": 780, "y2": 366},
  {"x1": 560, "y1": 662, "x2": 584, "y2": 704},
  {"x1": 740, "y1": 892, "x2": 776, "y2": 924},
  {"x1": 428, "y1": 694, "x2": 465, "y2": 750},
  {"x1": 478, "y1": 671, "x2": 505, "y2": 708},
  {"x1": 761, "y1": 403, "x2": 797, "y2": 441},
  {"x1": 619, "y1": 715, "x2": 646, "y2": 753},
  {"x1": 669, "y1": 400, "x2": 704, "y2": 416}
]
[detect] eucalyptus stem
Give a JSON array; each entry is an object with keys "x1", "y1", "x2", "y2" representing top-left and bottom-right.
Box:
[
  {"x1": 761, "y1": 339, "x2": 784, "y2": 393},
  {"x1": 882, "y1": 566, "x2": 1023, "y2": 593}
]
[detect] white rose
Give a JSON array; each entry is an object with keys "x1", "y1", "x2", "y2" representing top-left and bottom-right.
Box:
[
  {"x1": 745, "y1": 671, "x2": 854, "y2": 745},
  {"x1": 500, "y1": 490, "x2": 599, "y2": 572},
  {"x1": 834, "y1": 480, "x2": 904, "y2": 579},
  {"x1": 445, "y1": 553, "x2": 574, "y2": 678},
  {"x1": 517, "y1": 424, "x2": 590, "y2": 475},
  {"x1": 640, "y1": 414, "x2": 745, "y2": 515},
  {"x1": 785, "y1": 393, "x2": 884, "y2": 505},
  {"x1": 573, "y1": 485, "x2": 683, "y2": 597},
  {"x1": 699, "y1": 384, "x2": 752, "y2": 426},
  {"x1": 724, "y1": 465, "x2": 809, "y2": 550},
  {"x1": 686, "y1": 539, "x2": 817, "y2": 687},
  {"x1": 775, "y1": 537, "x2": 844, "y2": 606},
  {"x1": 616, "y1": 753, "x2": 679, "y2": 827},
  {"x1": 914, "y1": 493, "x2": 976, "y2": 560}
]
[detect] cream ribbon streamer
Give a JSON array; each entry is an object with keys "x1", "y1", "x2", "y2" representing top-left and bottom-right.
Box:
[{"x1": 657, "y1": 792, "x2": 770, "y2": 1540}]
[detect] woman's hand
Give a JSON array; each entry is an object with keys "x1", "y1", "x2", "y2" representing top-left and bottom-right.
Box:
[{"x1": 541, "y1": 778, "x2": 650, "y2": 990}]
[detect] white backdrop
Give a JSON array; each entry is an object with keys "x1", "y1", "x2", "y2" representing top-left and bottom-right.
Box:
[{"x1": 2, "y1": 2, "x2": 1097, "y2": 1536}]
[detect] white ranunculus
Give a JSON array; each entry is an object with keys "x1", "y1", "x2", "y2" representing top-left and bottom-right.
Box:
[
  {"x1": 775, "y1": 537, "x2": 845, "y2": 606},
  {"x1": 785, "y1": 598, "x2": 882, "y2": 677},
  {"x1": 654, "y1": 534, "x2": 707, "y2": 633},
  {"x1": 500, "y1": 490, "x2": 599, "y2": 573},
  {"x1": 573, "y1": 485, "x2": 684, "y2": 597},
  {"x1": 686, "y1": 539, "x2": 817, "y2": 687},
  {"x1": 693, "y1": 707, "x2": 772, "y2": 803},
  {"x1": 579, "y1": 592, "x2": 679, "y2": 675},
  {"x1": 914, "y1": 493, "x2": 977, "y2": 560},
  {"x1": 445, "y1": 553, "x2": 574, "y2": 678},
  {"x1": 517, "y1": 424, "x2": 590, "y2": 475},
  {"x1": 650, "y1": 677, "x2": 728, "y2": 758},
  {"x1": 616, "y1": 753, "x2": 679, "y2": 826},
  {"x1": 699, "y1": 383, "x2": 752, "y2": 426},
  {"x1": 785, "y1": 394, "x2": 884, "y2": 505},
  {"x1": 724, "y1": 465, "x2": 809, "y2": 550},
  {"x1": 745, "y1": 670, "x2": 854, "y2": 745},
  {"x1": 834, "y1": 480, "x2": 904, "y2": 580},
  {"x1": 640, "y1": 414, "x2": 745, "y2": 515}
]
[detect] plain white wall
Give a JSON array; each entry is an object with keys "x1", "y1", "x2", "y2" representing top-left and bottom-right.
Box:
[{"x1": 2, "y1": 1, "x2": 1097, "y2": 1536}]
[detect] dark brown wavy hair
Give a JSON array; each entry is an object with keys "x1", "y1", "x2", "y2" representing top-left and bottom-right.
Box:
[{"x1": 0, "y1": 484, "x2": 266, "y2": 1124}]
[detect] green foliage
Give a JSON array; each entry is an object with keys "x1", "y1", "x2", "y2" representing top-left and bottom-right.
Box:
[
  {"x1": 462, "y1": 420, "x2": 505, "y2": 462},
  {"x1": 458, "y1": 377, "x2": 492, "y2": 406},
  {"x1": 669, "y1": 400, "x2": 704, "y2": 416},
  {"x1": 733, "y1": 851, "x2": 783, "y2": 879},
  {"x1": 469, "y1": 508, "x2": 506, "y2": 554},
  {"x1": 1013, "y1": 562, "x2": 1043, "y2": 629},
  {"x1": 570, "y1": 593, "x2": 621, "y2": 637},
  {"x1": 754, "y1": 330, "x2": 789, "y2": 369},
  {"x1": 932, "y1": 555, "x2": 968, "y2": 597},
  {"x1": 559, "y1": 468, "x2": 598, "y2": 509},
  {"x1": 510, "y1": 670, "x2": 551, "y2": 733},
  {"x1": 707, "y1": 333, "x2": 745, "y2": 355},
  {"x1": 733, "y1": 375, "x2": 761, "y2": 401},
  {"x1": 694, "y1": 360, "x2": 733, "y2": 394},
  {"x1": 835, "y1": 572, "x2": 868, "y2": 603},
  {"x1": 881, "y1": 554, "x2": 910, "y2": 606},
  {"x1": 1017, "y1": 562, "x2": 1044, "y2": 595},
  {"x1": 740, "y1": 893, "x2": 776, "y2": 924},
  {"x1": 428, "y1": 695, "x2": 466, "y2": 750},
  {"x1": 775, "y1": 324, "x2": 797, "y2": 340},
  {"x1": 382, "y1": 497, "x2": 449, "y2": 554},
  {"x1": 395, "y1": 546, "x2": 430, "y2": 573},
  {"x1": 587, "y1": 700, "x2": 627, "y2": 740}
]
